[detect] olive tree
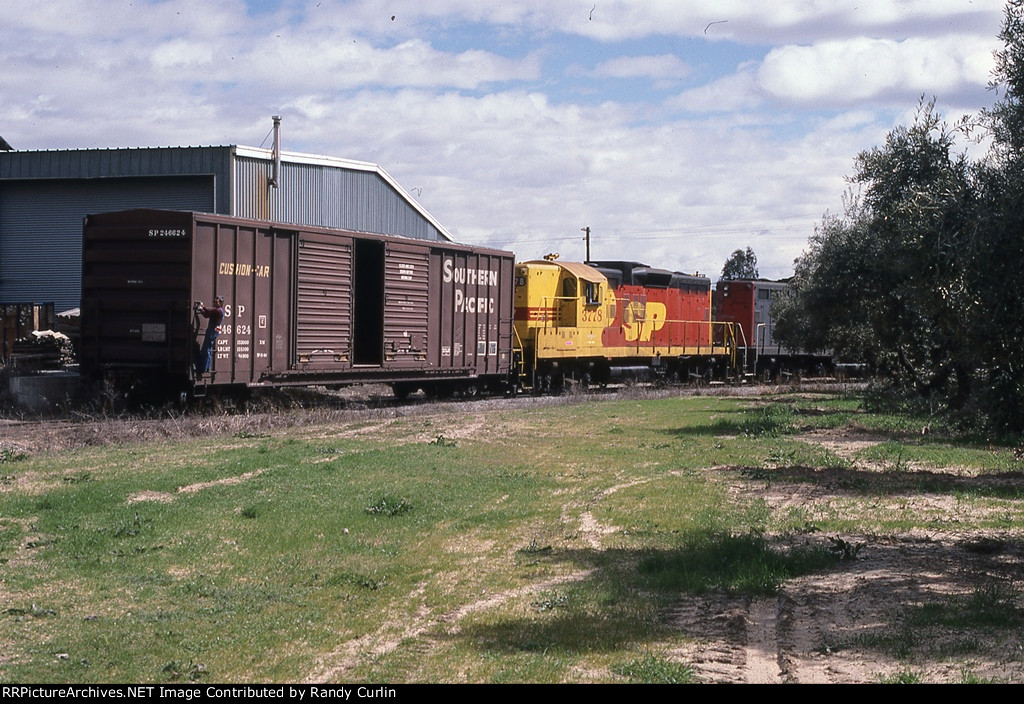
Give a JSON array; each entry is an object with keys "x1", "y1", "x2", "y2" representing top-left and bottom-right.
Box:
[
  {"x1": 775, "y1": 1, "x2": 1024, "y2": 433},
  {"x1": 970, "y1": 0, "x2": 1024, "y2": 431},
  {"x1": 775, "y1": 100, "x2": 979, "y2": 410},
  {"x1": 720, "y1": 247, "x2": 759, "y2": 280}
]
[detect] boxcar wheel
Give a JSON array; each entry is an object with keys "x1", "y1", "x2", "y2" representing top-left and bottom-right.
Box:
[{"x1": 393, "y1": 382, "x2": 418, "y2": 400}]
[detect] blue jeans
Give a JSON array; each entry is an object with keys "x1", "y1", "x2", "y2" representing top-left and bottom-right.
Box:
[{"x1": 198, "y1": 331, "x2": 218, "y2": 373}]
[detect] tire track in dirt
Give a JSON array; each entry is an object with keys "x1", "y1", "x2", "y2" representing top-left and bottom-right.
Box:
[
  {"x1": 126, "y1": 468, "x2": 268, "y2": 504},
  {"x1": 745, "y1": 598, "x2": 783, "y2": 683},
  {"x1": 305, "y1": 569, "x2": 594, "y2": 683},
  {"x1": 575, "y1": 471, "x2": 795, "y2": 683},
  {"x1": 574, "y1": 476, "x2": 652, "y2": 549}
]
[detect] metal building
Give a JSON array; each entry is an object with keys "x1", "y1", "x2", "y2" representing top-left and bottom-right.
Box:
[{"x1": 0, "y1": 143, "x2": 452, "y2": 310}]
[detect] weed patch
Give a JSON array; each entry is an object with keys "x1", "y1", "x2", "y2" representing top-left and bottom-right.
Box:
[
  {"x1": 713, "y1": 404, "x2": 796, "y2": 437},
  {"x1": 612, "y1": 654, "x2": 696, "y2": 684},
  {"x1": 906, "y1": 582, "x2": 1023, "y2": 629},
  {"x1": 365, "y1": 495, "x2": 413, "y2": 517},
  {"x1": 517, "y1": 539, "x2": 553, "y2": 556},
  {"x1": 878, "y1": 668, "x2": 924, "y2": 684},
  {"x1": 530, "y1": 591, "x2": 570, "y2": 612},
  {"x1": 326, "y1": 571, "x2": 388, "y2": 591},
  {"x1": 161, "y1": 659, "x2": 208, "y2": 682},
  {"x1": 0, "y1": 447, "x2": 28, "y2": 463},
  {"x1": 827, "y1": 536, "x2": 865, "y2": 561},
  {"x1": 5, "y1": 604, "x2": 58, "y2": 619}
]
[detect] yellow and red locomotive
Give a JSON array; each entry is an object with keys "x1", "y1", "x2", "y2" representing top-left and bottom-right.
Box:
[{"x1": 513, "y1": 257, "x2": 736, "y2": 389}]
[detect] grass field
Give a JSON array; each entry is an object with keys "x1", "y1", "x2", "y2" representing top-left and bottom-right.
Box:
[{"x1": 1, "y1": 390, "x2": 1022, "y2": 683}]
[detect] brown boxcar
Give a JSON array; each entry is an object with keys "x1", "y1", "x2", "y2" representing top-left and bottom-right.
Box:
[{"x1": 81, "y1": 209, "x2": 514, "y2": 396}]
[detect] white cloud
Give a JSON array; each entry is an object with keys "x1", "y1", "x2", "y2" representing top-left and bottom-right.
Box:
[
  {"x1": 271, "y1": 84, "x2": 858, "y2": 277},
  {"x1": 668, "y1": 69, "x2": 762, "y2": 113},
  {"x1": 592, "y1": 54, "x2": 692, "y2": 82},
  {"x1": 151, "y1": 39, "x2": 216, "y2": 70},
  {"x1": 758, "y1": 35, "x2": 999, "y2": 105},
  {"x1": 5, "y1": 0, "x2": 254, "y2": 40},
  {"x1": 476, "y1": 0, "x2": 1006, "y2": 44}
]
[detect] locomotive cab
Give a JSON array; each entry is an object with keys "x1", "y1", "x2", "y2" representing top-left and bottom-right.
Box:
[
  {"x1": 514, "y1": 260, "x2": 614, "y2": 332},
  {"x1": 513, "y1": 260, "x2": 616, "y2": 388}
]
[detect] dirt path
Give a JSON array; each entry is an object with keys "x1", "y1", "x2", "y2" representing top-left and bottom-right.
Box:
[
  {"x1": 663, "y1": 428, "x2": 1024, "y2": 684},
  {"x1": 306, "y1": 569, "x2": 595, "y2": 683}
]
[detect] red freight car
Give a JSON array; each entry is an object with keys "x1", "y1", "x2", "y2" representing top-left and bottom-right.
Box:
[
  {"x1": 713, "y1": 278, "x2": 831, "y2": 379},
  {"x1": 81, "y1": 209, "x2": 514, "y2": 398}
]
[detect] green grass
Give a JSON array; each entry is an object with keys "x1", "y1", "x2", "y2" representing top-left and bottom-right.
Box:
[
  {"x1": 906, "y1": 583, "x2": 1023, "y2": 630},
  {"x1": 2, "y1": 391, "x2": 1023, "y2": 683},
  {"x1": 612, "y1": 654, "x2": 696, "y2": 683},
  {"x1": 635, "y1": 533, "x2": 834, "y2": 596},
  {"x1": 878, "y1": 669, "x2": 925, "y2": 684}
]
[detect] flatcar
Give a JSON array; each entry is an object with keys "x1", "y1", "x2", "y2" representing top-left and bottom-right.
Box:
[
  {"x1": 513, "y1": 258, "x2": 737, "y2": 389},
  {"x1": 80, "y1": 209, "x2": 515, "y2": 399},
  {"x1": 713, "y1": 278, "x2": 831, "y2": 380}
]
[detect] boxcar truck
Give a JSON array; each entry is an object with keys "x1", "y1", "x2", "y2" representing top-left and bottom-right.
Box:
[{"x1": 80, "y1": 209, "x2": 515, "y2": 402}]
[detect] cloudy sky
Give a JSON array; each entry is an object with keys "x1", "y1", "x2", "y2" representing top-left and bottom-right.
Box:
[{"x1": 1, "y1": 0, "x2": 1008, "y2": 278}]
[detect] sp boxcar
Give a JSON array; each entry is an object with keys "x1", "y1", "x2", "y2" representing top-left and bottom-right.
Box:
[{"x1": 81, "y1": 209, "x2": 515, "y2": 397}]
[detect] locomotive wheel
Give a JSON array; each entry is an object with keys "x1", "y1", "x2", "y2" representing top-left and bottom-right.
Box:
[{"x1": 551, "y1": 373, "x2": 565, "y2": 394}]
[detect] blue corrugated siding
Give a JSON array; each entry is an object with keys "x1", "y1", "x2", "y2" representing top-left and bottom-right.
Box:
[
  {"x1": 0, "y1": 176, "x2": 215, "y2": 309},
  {"x1": 0, "y1": 147, "x2": 233, "y2": 212},
  {"x1": 234, "y1": 157, "x2": 442, "y2": 240}
]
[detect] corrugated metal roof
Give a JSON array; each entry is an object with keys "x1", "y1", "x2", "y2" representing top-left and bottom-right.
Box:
[
  {"x1": 0, "y1": 145, "x2": 453, "y2": 241},
  {"x1": 234, "y1": 146, "x2": 453, "y2": 241}
]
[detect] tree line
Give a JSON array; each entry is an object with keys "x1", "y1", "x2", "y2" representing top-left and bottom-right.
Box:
[{"x1": 773, "y1": 1, "x2": 1024, "y2": 434}]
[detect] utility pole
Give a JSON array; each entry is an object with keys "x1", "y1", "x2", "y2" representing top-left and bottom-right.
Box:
[{"x1": 581, "y1": 226, "x2": 591, "y2": 262}]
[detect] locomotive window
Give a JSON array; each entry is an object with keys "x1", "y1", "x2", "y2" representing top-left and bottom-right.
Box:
[
  {"x1": 585, "y1": 281, "x2": 600, "y2": 305},
  {"x1": 563, "y1": 278, "x2": 577, "y2": 298}
]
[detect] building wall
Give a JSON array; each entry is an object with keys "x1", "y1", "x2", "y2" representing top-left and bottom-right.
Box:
[
  {"x1": 0, "y1": 147, "x2": 233, "y2": 209},
  {"x1": 0, "y1": 175, "x2": 216, "y2": 309},
  {"x1": 0, "y1": 146, "x2": 450, "y2": 310}
]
